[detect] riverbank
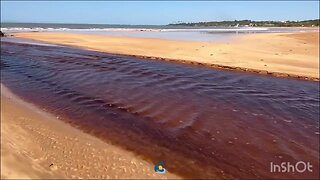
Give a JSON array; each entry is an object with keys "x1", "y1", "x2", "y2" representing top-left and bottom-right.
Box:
[
  {"x1": 0, "y1": 84, "x2": 179, "y2": 179},
  {"x1": 12, "y1": 31, "x2": 319, "y2": 81}
]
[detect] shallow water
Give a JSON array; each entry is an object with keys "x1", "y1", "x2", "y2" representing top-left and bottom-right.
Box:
[
  {"x1": 1, "y1": 41, "x2": 319, "y2": 179},
  {"x1": 59, "y1": 30, "x2": 246, "y2": 42},
  {"x1": 56, "y1": 27, "x2": 317, "y2": 42}
]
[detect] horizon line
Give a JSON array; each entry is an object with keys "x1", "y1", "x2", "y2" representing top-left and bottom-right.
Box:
[{"x1": 2, "y1": 18, "x2": 319, "y2": 26}]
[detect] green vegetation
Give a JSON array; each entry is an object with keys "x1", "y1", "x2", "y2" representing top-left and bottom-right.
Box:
[{"x1": 168, "y1": 19, "x2": 319, "y2": 27}]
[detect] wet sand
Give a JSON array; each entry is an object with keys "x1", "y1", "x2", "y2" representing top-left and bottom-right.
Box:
[
  {"x1": 1, "y1": 85, "x2": 179, "y2": 179},
  {"x1": 1, "y1": 41, "x2": 319, "y2": 179},
  {"x1": 13, "y1": 31, "x2": 319, "y2": 80}
]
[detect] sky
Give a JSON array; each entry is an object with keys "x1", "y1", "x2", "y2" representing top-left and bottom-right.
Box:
[{"x1": 1, "y1": 1, "x2": 319, "y2": 25}]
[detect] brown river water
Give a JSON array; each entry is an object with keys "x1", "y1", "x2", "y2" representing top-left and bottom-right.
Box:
[{"x1": 1, "y1": 41, "x2": 319, "y2": 179}]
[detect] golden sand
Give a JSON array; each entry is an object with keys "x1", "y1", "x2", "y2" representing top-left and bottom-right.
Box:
[
  {"x1": 0, "y1": 85, "x2": 179, "y2": 179},
  {"x1": 13, "y1": 31, "x2": 319, "y2": 80}
]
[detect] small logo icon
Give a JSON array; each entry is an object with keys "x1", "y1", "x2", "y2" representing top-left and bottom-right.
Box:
[{"x1": 154, "y1": 160, "x2": 166, "y2": 174}]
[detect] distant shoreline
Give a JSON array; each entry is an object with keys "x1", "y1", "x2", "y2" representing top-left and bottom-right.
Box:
[{"x1": 169, "y1": 19, "x2": 320, "y2": 27}]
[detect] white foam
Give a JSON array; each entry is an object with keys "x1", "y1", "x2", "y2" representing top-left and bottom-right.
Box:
[{"x1": 1, "y1": 27, "x2": 269, "y2": 33}]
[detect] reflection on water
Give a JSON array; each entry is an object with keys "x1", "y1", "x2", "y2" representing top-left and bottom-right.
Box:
[
  {"x1": 61, "y1": 30, "x2": 238, "y2": 42},
  {"x1": 53, "y1": 27, "x2": 318, "y2": 42},
  {"x1": 1, "y1": 41, "x2": 319, "y2": 179}
]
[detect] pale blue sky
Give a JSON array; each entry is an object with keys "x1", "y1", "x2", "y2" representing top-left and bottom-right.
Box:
[{"x1": 1, "y1": 1, "x2": 319, "y2": 25}]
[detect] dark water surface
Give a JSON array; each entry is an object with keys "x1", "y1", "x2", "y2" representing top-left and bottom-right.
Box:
[{"x1": 1, "y1": 41, "x2": 319, "y2": 179}]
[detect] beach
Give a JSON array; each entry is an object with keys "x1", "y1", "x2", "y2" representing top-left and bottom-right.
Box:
[
  {"x1": 13, "y1": 31, "x2": 319, "y2": 80},
  {"x1": 1, "y1": 1, "x2": 319, "y2": 179},
  {"x1": 1, "y1": 84, "x2": 179, "y2": 179}
]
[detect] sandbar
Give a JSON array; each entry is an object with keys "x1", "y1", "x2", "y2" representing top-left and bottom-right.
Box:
[{"x1": 12, "y1": 31, "x2": 320, "y2": 80}]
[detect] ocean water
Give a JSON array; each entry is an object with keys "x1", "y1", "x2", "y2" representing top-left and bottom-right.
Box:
[
  {"x1": 1, "y1": 22, "x2": 318, "y2": 42},
  {"x1": 1, "y1": 41, "x2": 319, "y2": 179}
]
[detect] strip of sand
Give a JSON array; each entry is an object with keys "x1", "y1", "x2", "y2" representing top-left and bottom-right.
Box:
[
  {"x1": 13, "y1": 31, "x2": 319, "y2": 80},
  {"x1": 0, "y1": 84, "x2": 179, "y2": 179}
]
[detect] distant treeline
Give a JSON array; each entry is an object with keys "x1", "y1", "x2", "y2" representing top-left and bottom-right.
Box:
[{"x1": 168, "y1": 19, "x2": 319, "y2": 27}]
